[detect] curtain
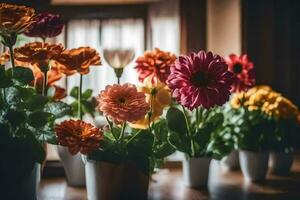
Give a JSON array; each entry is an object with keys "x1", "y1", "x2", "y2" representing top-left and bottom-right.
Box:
[{"x1": 66, "y1": 19, "x2": 144, "y2": 96}]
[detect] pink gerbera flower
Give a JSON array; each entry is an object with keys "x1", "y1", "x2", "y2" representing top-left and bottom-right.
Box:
[
  {"x1": 167, "y1": 50, "x2": 235, "y2": 110},
  {"x1": 226, "y1": 54, "x2": 255, "y2": 92}
]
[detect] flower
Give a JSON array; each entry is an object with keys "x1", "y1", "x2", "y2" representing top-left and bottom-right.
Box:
[
  {"x1": 135, "y1": 48, "x2": 176, "y2": 84},
  {"x1": 103, "y1": 49, "x2": 135, "y2": 69},
  {"x1": 97, "y1": 83, "x2": 149, "y2": 124},
  {"x1": 226, "y1": 54, "x2": 256, "y2": 92},
  {"x1": 24, "y1": 12, "x2": 64, "y2": 39},
  {"x1": 14, "y1": 42, "x2": 64, "y2": 69},
  {"x1": 52, "y1": 85, "x2": 67, "y2": 101},
  {"x1": 55, "y1": 47, "x2": 101, "y2": 75},
  {"x1": 130, "y1": 77, "x2": 172, "y2": 129},
  {"x1": 231, "y1": 85, "x2": 299, "y2": 120},
  {"x1": 167, "y1": 50, "x2": 235, "y2": 110},
  {"x1": 0, "y1": 3, "x2": 35, "y2": 44},
  {"x1": 55, "y1": 120, "x2": 103, "y2": 155},
  {"x1": 0, "y1": 52, "x2": 10, "y2": 65}
]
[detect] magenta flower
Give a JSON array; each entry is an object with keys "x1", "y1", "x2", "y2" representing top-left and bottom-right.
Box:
[
  {"x1": 226, "y1": 54, "x2": 256, "y2": 92},
  {"x1": 24, "y1": 12, "x2": 64, "y2": 39},
  {"x1": 167, "y1": 50, "x2": 235, "y2": 110}
]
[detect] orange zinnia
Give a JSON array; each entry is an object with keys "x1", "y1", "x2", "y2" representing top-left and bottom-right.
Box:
[
  {"x1": 55, "y1": 47, "x2": 101, "y2": 75},
  {"x1": 97, "y1": 83, "x2": 149, "y2": 124},
  {"x1": 14, "y1": 42, "x2": 64, "y2": 70},
  {"x1": 0, "y1": 3, "x2": 35, "y2": 38},
  {"x1": 135, "y1": 48, "x2": 176, "y2": 84},
  {"x1": 55, "y1": 120, "x2": 103, "y2": 155}
]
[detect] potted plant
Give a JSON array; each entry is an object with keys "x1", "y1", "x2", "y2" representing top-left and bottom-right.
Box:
[
  {"x1": 165, "y1": 50, "x2": 236, "y2": 187},
  {"x1": 229, "y1": 86, "x2": 277, "y2": 182},
  {"x1": 267, "y1": 94, "x2": 299, "y2": 175},
  {"x1": 0, "y1": 3, "x2": 70, "y2": 199},
  {"x1": 55, "y1": 48, "x2": 176, "y2": 199},
  {"x1": 220, "y1": 53, "x2": 256, "y2": 170}
]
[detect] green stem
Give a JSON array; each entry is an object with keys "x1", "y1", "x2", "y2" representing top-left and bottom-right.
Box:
[
  {"x1": 181, "y1": 105, "x2": 195, "y2": 157},
  {"x1": 127, "y1": 129, "x2": 142, "y2": 144},
  {"x1": 105, "y1": 116, "x2": 117, "y2": 140},
  {"x1": 8, "y1": 45, "x2": 15, "y2": 77},
  {"x1": 119, "y1": 122, "x2": 126, "y2": 141},
  {"x1": 42, "y1": 71, "x2": 48, "y2": 96},
  {"x1": 117, "y1": 77, "x2": 120, "y2": 84},
  {"x1": 78, "y1": 74, "x2": 83, "y2": 120}
]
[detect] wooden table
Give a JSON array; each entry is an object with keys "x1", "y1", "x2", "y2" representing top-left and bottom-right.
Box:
[{"x1": 39, "y1": 155, "x2": 300, "y2": 200}]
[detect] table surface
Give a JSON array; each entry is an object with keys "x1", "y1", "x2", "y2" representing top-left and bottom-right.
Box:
[{"x1": 38, "y1": 154, "x2": 300, "y2": 200}]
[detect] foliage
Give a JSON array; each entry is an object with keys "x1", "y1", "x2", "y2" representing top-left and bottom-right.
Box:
[
  {"x1": 0, "y1": 66, "x2": 71, "y2": 164},
  {"x1": 166, "y1": 106, "x2": 231, "y2": 159},
  {"x1": 69, "y1": 86, "x2": 97, "y2": 118}
]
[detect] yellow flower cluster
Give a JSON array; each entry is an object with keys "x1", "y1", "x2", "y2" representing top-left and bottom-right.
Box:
[
  {"x1": 130, "y1": 77, "x2": 172, "y2": 129},
  {"x1": 231, "y1": 85, "x2": 299, "y2": 120}
]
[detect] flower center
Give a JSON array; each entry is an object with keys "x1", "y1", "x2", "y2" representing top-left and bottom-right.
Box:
[
  {"x1": 233, "y1": 63, "x2": 243, "y2": 74},
  {"x1": 118, "y1": 97, "x2": 126, "y2": 104},
  {"x1": 191, "y1": 71, "x2": 210, "y2": 87}
]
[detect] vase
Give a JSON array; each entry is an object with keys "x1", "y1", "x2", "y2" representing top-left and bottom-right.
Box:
[
  {"x1": 239, "y1": 150, "x2": 269, "y2": 182},
  {"x1": 2, "y1": 163, "x2": 40, "y2": 200},
  {"x1": 220, "y1": 150, "x2": 239, "y2": 170},
  {"x1": 269, "y1": 151, "x2": 293, "y2": 175},
  {"x1": 57, "y1": 146, "x2": 85, "y2": 187},
  {"x1": 182, "y1": 157, "x2": 211, "y2": 187},
  {"x1": 83, "y1": 156, "x2": 150, "y2": 200}
]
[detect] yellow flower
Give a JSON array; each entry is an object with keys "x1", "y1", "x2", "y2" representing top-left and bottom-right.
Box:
[{"x1": 129, "y1": 77, "x2": 171, "y2": 129}]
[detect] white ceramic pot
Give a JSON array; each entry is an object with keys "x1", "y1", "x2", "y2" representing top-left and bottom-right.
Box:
[
  {"x1": 183, "y1": 157, "x2": 211, "y2": 187},
  {"x1": 269, "y1": 151, "x2": 293, "y2": 175},
  {"x1": 220, "y1": 150, "x2": 239, "y2": 170},
  {"x1": 83, "y1": 157, "x2": 150, "y2": 200},
  {"x1": 239, "y1": 150, "x2": 269, "y2": 182},
  {"x1": 57, "y1": 146, "x2": 85, "y2": 187}
]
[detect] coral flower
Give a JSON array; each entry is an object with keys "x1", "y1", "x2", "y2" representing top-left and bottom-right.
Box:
[
  {"x1": 55, "y1": 47, "x2": 101, "y2": 75},
  {"x1": 0, "y1": 3, "x2": 35, "y2": 44},
  {"x1": 135, "y1": 48, "x2": 176, "y2": 84},
  {"x1": 226, "y1": 54, "x2": 255, "y2": 92},
  {"x1": 55, "y1": 120, "x2": 103, "y2": 155},
  {"x1": 97, "y1": 83, "x2": 149, "y2": 124},
  {"x1": 130, "y1": 77, "x2": 172, "y2": 129},
  {"x1": 14, "y1": 42, "x2": 64, "y2": 70},
  {"x1": 24, "y1": 12, "x2": 64, "y2": 39},
  {"x1": 167, "y1": 50, "x2": 235, "y2": 110}
]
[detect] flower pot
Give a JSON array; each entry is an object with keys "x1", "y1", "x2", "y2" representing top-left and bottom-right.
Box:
[
  {"x1": 83, "y1": 156, "x2": 150, "y2": 200},
  {"x1": 183, "y1": 157, "x2": 211, "y2": 187},
  {"x1": 2, "y1": 163, "x2": 40, "y2": 200},
  {"x1": 57, "y1": 146, "x2": 85, "y2": 187},
  {"x1": 269, "y1": 151, "x2": 293, "y2": 175},
  {"x1": 239, "y1": 150, "x2": 269, "y2": 182},
  {"x1": 220, "y1": 150, "x2": 239, "y2": 170}
]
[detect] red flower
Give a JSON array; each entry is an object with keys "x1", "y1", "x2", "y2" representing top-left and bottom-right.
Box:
[
  {"x1": 167, "y1": 50, "x2": 235, "y2": 110},
  {"x1": 226, "y1": 54, "x2": 255, "y2": 92},
  {"x1": 24, "y1": 12, "x2": 64, "y2": 39},
  {"x1": 135, "y1": 48, "x2": 176, "y2": 84}
]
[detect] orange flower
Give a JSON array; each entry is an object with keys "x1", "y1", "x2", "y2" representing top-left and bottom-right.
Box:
[
  {"x1": 55, "y1": 120, "x2": 103, "y2": 155},
  {"x1": 0, "y1": 52, "x2": 10, "y2": 65},
  {"x1": 14, "y1": 42, "x2": 64, "y2": 69},
  {"x1": 135, "y1": 48, "x2": 176, "y2": 84},
  {"x1": 97, "y1": 84, "x2": 149, "y2": 124},
  {"x1": 0, "y1": 3, "x2": 35, "y2": 38},
  {"x1": 52, "y1": 85, "x2": 67, "y2": 101},
  {"x1": 55, "y1": 47, "x2": 101, "y2": 75}
]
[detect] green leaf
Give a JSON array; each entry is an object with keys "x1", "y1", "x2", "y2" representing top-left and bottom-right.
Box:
[
  {"x1": 4, "y1": 110, "x2": 26, "y2": 126},
  {"x1": 166, "y1": 107, "x2": 188, "y2": 135},
  {"x1": 127, "y1": 129, "x2": 154, "y2": 157},
  {"x1": 43, "y1": 101, "x2": 72, "y2": 119},
  {"x1": 7, "y1": 66, "x2": 34, "y2": 85},
  {"x1": 82, "y1": 89, "x2": 93, "y2": 100},
  {"x1": 81, "y1": 100, "x2": 95, "y2": 115},
  {"x1": 27, "y1": 112, "x2": 54, "y2": 128},
  {"x1": 168, "y1": 131, "x2": 190, "y2": 154},
  {"x1": 25, "y1": 95, "x2": 49, "y2": 111},
  {"x1": 154, "y1": 142, "x2": 175, "y2": 158},
  {"x1": 5, "y1": 86, "x2": 21, "y2": 105},
  {"x1": 70, "y1": 86, "x2": 79, "y2": 98},
  {"x1": 0, "y1": 67, "x2": 13, "y2": 88},
  {"x1": 36, "y1": 130, "x2": 57, "y2": 144}
]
